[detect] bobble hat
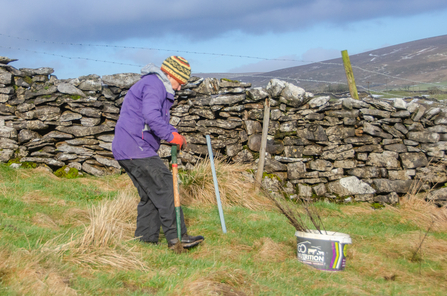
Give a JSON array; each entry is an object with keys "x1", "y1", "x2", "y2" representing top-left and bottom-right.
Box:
[{"x1": 161, "y1": 56, "x2": 191, "y2": 85}]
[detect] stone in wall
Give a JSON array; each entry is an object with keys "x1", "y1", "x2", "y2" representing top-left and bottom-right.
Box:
[{"x1": 2, "y1": 55, "x2": 447, "y2": 206}]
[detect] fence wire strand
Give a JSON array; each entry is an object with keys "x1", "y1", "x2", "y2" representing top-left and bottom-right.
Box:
[{"x1": 1, "y1": 32, "x2": 446, "y2": 95}]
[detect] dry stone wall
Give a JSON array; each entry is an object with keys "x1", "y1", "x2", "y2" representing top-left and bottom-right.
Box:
[{"x1": 1, "y1": 57, "x2": 447, "y2": 206}]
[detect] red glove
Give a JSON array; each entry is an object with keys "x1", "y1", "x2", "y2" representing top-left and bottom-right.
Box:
[{"x1": 169, "y1": 132, "x2": 187, "y2": 150}]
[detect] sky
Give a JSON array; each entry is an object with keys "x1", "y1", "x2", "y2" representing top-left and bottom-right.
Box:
[{"x1": 1, "y1": 0, "x2": 447, "y2": 80}]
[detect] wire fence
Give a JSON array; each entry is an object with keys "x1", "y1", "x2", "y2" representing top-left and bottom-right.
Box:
[{"x1": 1, "y1": 32, "x2": 446, "y2": 98}]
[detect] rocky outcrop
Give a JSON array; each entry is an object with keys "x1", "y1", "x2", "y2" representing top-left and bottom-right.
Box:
[{"x1": 1, "y1": 56, "x2": 447, "y2": 206}]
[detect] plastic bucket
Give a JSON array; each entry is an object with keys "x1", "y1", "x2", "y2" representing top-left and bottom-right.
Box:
[{"x1": 295, "y1": 230, "x2": 352, "y2": 271}]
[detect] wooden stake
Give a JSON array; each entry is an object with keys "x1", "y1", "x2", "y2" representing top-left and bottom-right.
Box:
[
  {"x1": 341, "y1": 50, "x2": 359, "y2": 100},
  {"x1": 255, "y1": 98, "x2": 270, "y2": 189}
]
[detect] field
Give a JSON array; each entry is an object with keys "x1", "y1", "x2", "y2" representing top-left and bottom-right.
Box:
[
  {"x1": 0, "y1": 162, "x2": 446, "y2": 295},
  {"x1": 369, "y1": 81, "x2": 447, "y2": 101},
  {"x1": 370, "y1": 90, "x2": 447, "y2": 101}
]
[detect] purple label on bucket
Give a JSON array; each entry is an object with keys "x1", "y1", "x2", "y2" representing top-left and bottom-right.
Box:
[
  {"x1": 297, "y1": 237, "x2": 348, "y2": 271},
  {"x1": 330, "y1": 242, "x2": 336, "y2": 268}
]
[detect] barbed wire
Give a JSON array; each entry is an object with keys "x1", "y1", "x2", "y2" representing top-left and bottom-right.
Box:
[
  {"x1": 246, "y1": 74, "x2": 407, "y2": 98},
  {"x1": 0, "y1": 45, "x2": 144, "y2": 68},
  {"x1": 0, "y1": 33, "x2": 308, "y2": 63},
  {"x1": 0, "y1": 46, "x2": 436, "y2": 99},
  {"x1": 1, "y1": 32, "x2": 446, "y2": 92}
]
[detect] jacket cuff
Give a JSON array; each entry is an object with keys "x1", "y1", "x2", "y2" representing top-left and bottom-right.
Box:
[{"x1": 166, "y1": 132, "x2": 174, "y2": 142}]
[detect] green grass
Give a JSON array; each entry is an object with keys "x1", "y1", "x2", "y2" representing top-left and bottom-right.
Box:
[
  {"x1": 0, "y1": 164, "x2": 446, "y2": 295},
  {"x1": 370, "y1": 81, "x2": 447, "y2": 100},
  {"x1": 371, "y1": 89, "x2": 447, "y2": 100}
]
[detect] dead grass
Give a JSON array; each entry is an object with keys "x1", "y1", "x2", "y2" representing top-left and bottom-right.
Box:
[
  {"x1": 3, "y1": 165, "x2": 447, "y2": 294},
  {"x1": 0, "y1": 249, "x2": 76, "y2": 296},
  {"x1": 253, "y1": 237, "x2": 290, "y2": 263},
  {"x1": 378, "y1": 232, "x2": 447, "y2": 291},
  {"x1": 348, "y1": 244, "x2": 411, "y2": 286},
  {"x1": 20, "y1": 190, "x2": 52, "y2": 204},
  {"x1": 180, "y1": 267, "x2": 250, "y2": 296},
  {"x1": 78, "y1": 190, "x2": 137, "y2": 246},
  {"x1": 191, "y1": 241, "x2": 252, "y2": 264},
  {"x1": 59, "y1": 208, "x2": 90, "y2": 227},
  {"x1": 391, "y1": 192, "x2": 447, "y2": 232},
  {"x1": 74, "y1": 173, "x2": 136, "y2": 193},
  {"x1": 340, "y1": 202, "x2": 375, "y2": 216},
  {"x1": 34, "y1": 166, "x2": 61, "y2": 180},
  {"x1": 346, "y1": 226, "x2": 447, "y2": 291},
  {"x1": 384, "y1": 232, "x2": 447, "y2": 262},
  {"x1": 32, "y1": 213, "x2": 60, "y2": 230},
  {"x1": 180, "y1": 158, "x2": 271, "y2": 210},
  {"x1": 46, "y1": 190, "x2": 146, "y2": 271}
]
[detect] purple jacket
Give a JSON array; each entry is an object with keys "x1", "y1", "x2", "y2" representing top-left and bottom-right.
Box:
[{"x1": 112, "y1": 71, "x2": 177, "y2": 160}]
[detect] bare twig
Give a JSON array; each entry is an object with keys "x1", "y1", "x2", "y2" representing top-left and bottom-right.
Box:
[
  {"x1": 410, "y1": 219, "x2": 435, "y2": 263},
  {"x1": 258, "y1": 181, "x2": 326, "y2": 234}
]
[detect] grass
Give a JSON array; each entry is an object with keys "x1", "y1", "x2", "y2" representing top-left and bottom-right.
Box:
[
  {"x1": 1, "y1": 162, "x2": 447, "y2": 295},
  {"x1": 369, "y1": 83, "x2": 447, "y2": 100},
  {"x1": 179, "y1": 158, "x2": 271, "y2": 210}
]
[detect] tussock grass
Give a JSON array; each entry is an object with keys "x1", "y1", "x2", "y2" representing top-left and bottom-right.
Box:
[
  {"x1": 77, "y1": 191, "x2": 135, "y2": 247},
  {"x1": 396, "y1": 192, "x2": 447, "y2": 232},
  {"x1": 179, "y1": 158, "x2": 271, "y2": 210},
  {"x1": 48, "y1": 190, "x2": 146, "y2": 271}
]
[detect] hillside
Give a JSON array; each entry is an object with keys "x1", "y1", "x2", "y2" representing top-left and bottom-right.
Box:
[{"x1": 234, "y1": 34, "x2": 447, "y2": 92}]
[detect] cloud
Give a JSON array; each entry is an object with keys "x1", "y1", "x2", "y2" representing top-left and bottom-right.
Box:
[{"x1": 1, "y1": 0, "x2": 446, "y2": 43}]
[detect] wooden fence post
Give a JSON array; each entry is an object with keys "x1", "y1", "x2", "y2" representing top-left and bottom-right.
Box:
[
  {"x1": 341, "y1": 50, "x2": 360, "y2": 100},
  {"x1": 255, "y1": 98, "x2": 270, "y2": 189}
]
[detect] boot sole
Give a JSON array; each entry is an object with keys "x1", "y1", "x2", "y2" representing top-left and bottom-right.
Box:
[{"x1": 182, "y1": 238, "x2": 204, "y2": 249}]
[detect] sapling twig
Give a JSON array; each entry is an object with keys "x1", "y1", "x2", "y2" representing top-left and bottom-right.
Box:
[
  {"x1": 410, "y1": 219, "x2": 435, "y2": 264},
  {"x1": 258, "y1": 181, "x2": 326, "y2": 234}
]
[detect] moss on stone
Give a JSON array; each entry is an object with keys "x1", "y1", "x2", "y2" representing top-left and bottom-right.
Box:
[
  {"x1": 371, "y1": 202, "x2": 385, "y2": 209},
  {"x1": 262, "y1": 172, "x2": 282, "y2": 182},
  {"x1": 22, "y1": 162, "x2": 37, "y2": 169},
  {"x1": 23, "y1": 76, "x2": 33, "y2": 85},
  {"x1": 54, "y1": 166, "x2": 80, "y2": 179},
  {"x1": 6, "y1": 158, "x2": 20, "y2": 166},
  {"x1": 7, "y1": 158, "x2": 37, "y2": 169},
  {"x1": 70, "y1": 95, "x2": 82, "y2": 100}
]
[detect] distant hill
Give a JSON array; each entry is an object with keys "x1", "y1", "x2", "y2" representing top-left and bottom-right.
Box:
[{"x1": 230, "y1": 34, "x2": 447, "y2": 92}]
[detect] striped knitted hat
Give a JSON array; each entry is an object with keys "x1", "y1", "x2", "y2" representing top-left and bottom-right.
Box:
[{"x1": 161, "y1": 56, "x2": 191, "y2": 85}]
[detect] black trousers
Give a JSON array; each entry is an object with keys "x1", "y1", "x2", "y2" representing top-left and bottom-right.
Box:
[{"x1": 118, "y1": 156, "x2": 187, "y2": 242}]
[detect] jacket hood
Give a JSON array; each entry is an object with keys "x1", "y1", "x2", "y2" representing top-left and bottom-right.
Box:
[{"x1": 140, "y1": 63, "x2": 174, "y2": 96}]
